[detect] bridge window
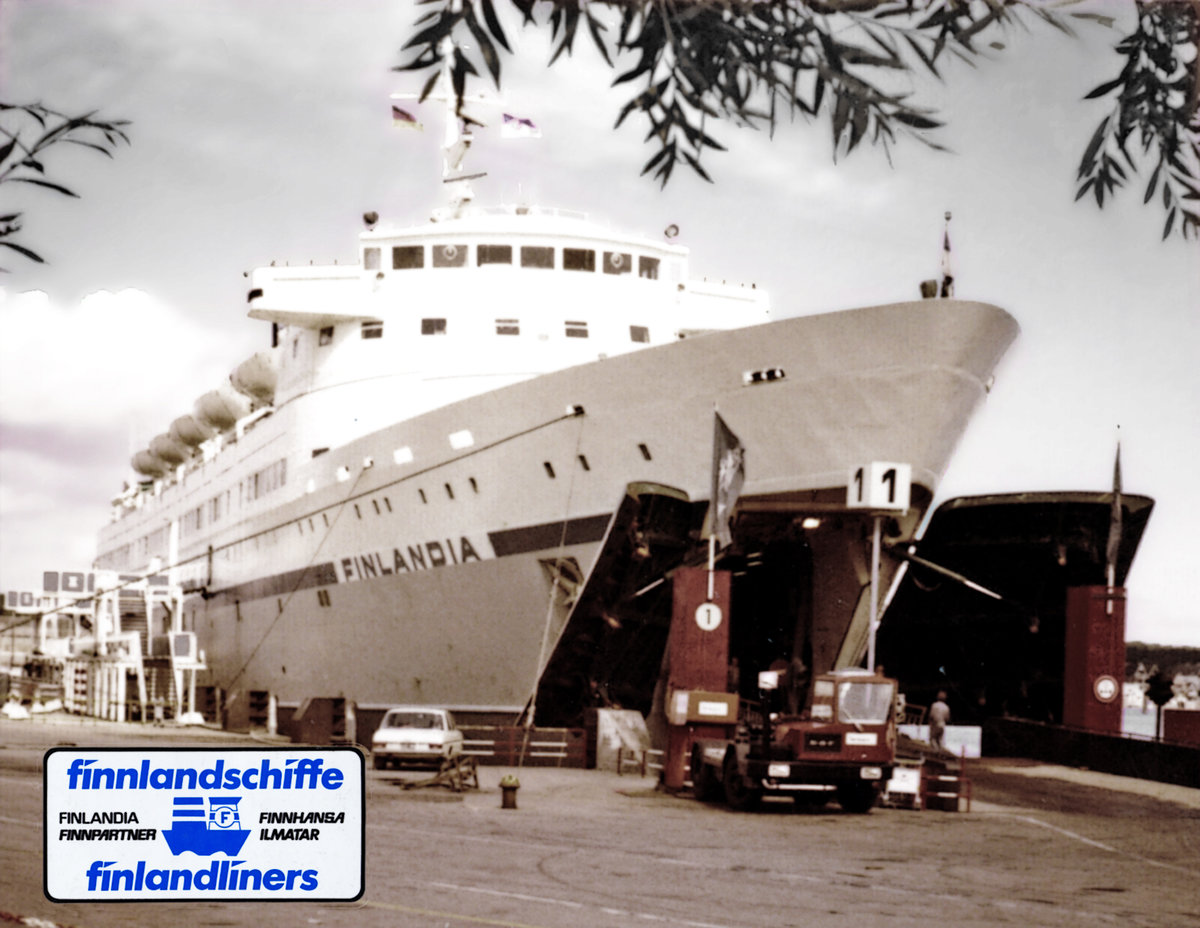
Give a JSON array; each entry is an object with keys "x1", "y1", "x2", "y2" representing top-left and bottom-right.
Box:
[
  {"x1": 422, "y1": 318, "x2": 447, "y2": 335},
  {"x1": 496, "y1": 318, "x2": 519, "y2": 335},
  {"x1": 362, "y1": 320, "x2": 383, "y2": 339},
  {"x1": 520, "y1": 245, "x2": 554, "y2": 268},
  {"x1": 565, "y1": 321, "x2": 589, "y2": 338},
  {"x1": 639, "y1": 256, "x2": 660, "y2": 279},
  {"x1": 563, "y1": 248, "x2": 595, "y2": 272},
  {"x1": 393, "y1": 245, "x2": 424, "y2": 269},
  {"x1": 478, "y1": 244, "x2": 512, "y2": 266},
  {"x1": 432, "y1": 243, "x2": 467, "y2": 267},
  {"x1": 604, "y1": 251, "x2": 632, "y2": 275},
  {"x1": 363, "y1": 247, "x2": 381, "y2": 270},
  {"x1": 630, "y1": 325, "x2": 650, "y2": 343},
  {"x1": 319, "y1": 326, "x2": 334, "y2": 346}
]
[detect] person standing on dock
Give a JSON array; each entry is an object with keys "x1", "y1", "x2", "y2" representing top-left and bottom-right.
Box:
[{"x1": 929, "y1": 691, "x2": 950, "y2": 750}]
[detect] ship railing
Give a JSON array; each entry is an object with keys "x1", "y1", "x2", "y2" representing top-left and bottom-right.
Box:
[{"x1": 469, "y1": 204, "x2": 588, "y2": 221}]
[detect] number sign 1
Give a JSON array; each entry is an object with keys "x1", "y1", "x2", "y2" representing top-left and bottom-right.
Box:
[{"x1": 847, "y1": 462, "x2": 912, "y2": 511}]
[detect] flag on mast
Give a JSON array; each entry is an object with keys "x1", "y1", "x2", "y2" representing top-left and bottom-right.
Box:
[
  {"x1": 391, "y1": 105, "x2": 423, "y2": 130},
  {"x1": 1105, "y1": 443, "x2": 1123, "y2": 584},
  {"x1": 939, "y1": 210, "x2": 955, "y2": 298},
  {"x1": 710, "y1": 413, "x2": 745, "y2": 549},
  {"x1": 501, "y1": 113, "x2": 541, "y2": 138}
]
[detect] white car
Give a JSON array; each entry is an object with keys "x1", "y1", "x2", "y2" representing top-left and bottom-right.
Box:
[{"x1": 371, "y1": 707, "x2": 464, "y2": 770}]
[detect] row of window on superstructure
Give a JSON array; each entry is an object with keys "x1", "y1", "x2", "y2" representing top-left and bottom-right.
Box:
[
  {"x1": 325, "y1": 319, "x2": 651, "y2": 343},
  {"x1": 180, "y1": 458, "x2": 287, "y2": 538},
  {"x1": 363, "y1": 243, "x2": 660, "y2": 278}
]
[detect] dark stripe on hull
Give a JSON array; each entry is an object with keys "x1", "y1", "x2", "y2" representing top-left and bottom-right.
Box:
[
  {"x1": 204, "y1": 514, "x2": 611, "y2": 606},
  {"x1": 487, "y1": 514, "x2": 611, "y2": 557},
  {"x1": 205, "y1": 563, "x2": 338, "y2": 608}
]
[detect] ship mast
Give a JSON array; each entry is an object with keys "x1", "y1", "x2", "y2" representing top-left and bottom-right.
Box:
[{"x1": 391, "y1": 35, "x2": 490, "y2": 221}]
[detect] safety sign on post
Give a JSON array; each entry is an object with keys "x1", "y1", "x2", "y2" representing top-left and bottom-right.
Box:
[{"x1": 44, "y1": 747, "x2": 364, "y2": 902}]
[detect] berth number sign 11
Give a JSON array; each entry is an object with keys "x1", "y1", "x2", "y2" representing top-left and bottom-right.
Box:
[{"x1": 847, "y1": 462, "x2": 912, "y2": 512}]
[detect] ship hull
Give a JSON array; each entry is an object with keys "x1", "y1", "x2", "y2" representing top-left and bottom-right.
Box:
[{"x1": 163, "y1": 300, "x2": 1017, "y2": 713}]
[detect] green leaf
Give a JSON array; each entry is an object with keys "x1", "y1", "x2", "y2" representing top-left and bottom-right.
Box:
[
  {"x1": 1084, "y1": 76, "x2": 1124, "y2": 100},
  {"x1": 462, "y1": 6, "x2": 502, "y2": 83},
  {"x1": 1144, "y1": 161, "x2": 1162, "y2": 204},
  {"x1": 10, "y1": 177, "x2": 79, "y2": 197},
  {"x1": 1078, "y1": 117, "x2": 1110, "y2": 175},
  {"x1": 893, "y1": 110, "x2": 941, "y2": 130},
  {"x1": 479, "y1": 0, "x2": 511, "y2": 53},
  {"x1": 585, "y1": 10, "x2": 613, "y2": 67},
  {"x1": 682, "y1": 150, "x2": 712, "y2": 183},
  {"x1": 0, "y1": 240, "x2": 45, "y2": 262}
]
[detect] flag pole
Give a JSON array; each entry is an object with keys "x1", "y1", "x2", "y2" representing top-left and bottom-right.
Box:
[
  {"x1": 707, "y1": 534, "x2": 716, "y2": 601},
  {"x1": 708, "y1": 403, "x2": 717, "y2": 602},
  {"x1": 1106, "y1": 435, "x2": 1122, "y2": 616}
]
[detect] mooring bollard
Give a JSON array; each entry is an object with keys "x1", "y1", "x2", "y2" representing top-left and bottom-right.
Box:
[{"x1": 499, "y1": 774, "x2": 520, "y2": 810}]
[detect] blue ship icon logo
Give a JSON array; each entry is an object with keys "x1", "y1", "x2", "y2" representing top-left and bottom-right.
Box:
[{"x1": 162, "y1": 796, "x2": 250, "y2": 856}]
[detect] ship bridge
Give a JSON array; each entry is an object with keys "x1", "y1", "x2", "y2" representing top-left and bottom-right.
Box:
[{"x1": 243, "y1": 204, "x2": 769, "y2": 455}]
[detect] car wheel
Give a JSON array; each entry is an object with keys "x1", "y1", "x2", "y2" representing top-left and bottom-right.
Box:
[{"x1": 373, "y1": 754, "x2": 385, "y2": 771}]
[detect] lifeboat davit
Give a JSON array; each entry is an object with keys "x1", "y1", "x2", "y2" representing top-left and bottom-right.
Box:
[
  {"x1": 230, "y1": 351, "x2": 277, "y2": 405},
  {"x1": 131, "y1": 449, "x2": 169, "y2": 477},
  {"x1": 194, "y1": 385, "x2": 251, "y2": 431},
  {"x1": 149, "y1": 434, "x2": 188, "y2": 465},
  {"x1": 169, "y1": 414, "x2": 214, "y2": 448}
]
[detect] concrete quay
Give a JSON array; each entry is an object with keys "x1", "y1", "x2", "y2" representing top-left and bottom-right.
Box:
[{"x1": 2, "y1": 714, "x2": 1198, "y2": 928}]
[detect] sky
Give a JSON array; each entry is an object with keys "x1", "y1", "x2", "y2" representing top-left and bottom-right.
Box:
[{"x1": 1, "y1": 1, "x2": 1197, "y2": 645}]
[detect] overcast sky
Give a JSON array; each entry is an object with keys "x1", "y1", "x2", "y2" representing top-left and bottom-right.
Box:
[{"x1": 2, "y1": 1, "x2": 1197, "y2": 645}]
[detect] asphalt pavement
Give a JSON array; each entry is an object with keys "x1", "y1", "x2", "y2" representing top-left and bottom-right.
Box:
[{"x1": 2, "y1": 714, "x2": 1198, "y2": 928}]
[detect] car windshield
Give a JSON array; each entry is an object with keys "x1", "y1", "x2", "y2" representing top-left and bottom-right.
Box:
[
  {"x1": 383, "y1": 711, "x2": 443, "y2": 730},
  {"x1": 837, "y1": 682, "x2": 895, "y2": 724}
]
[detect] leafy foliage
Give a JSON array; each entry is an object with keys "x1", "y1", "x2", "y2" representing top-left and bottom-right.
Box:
[
  {"x1": 398, "y1": 0, "x2": 1200, "y2": 239},
  {"x1": 1075, "y1": 1, "x2": 1200, "y2": 239},
  {"x1": 0, "y1": 103, "x2": 130, "y2": 270}
]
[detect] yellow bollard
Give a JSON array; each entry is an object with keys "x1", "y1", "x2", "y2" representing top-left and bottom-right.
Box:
[{"x1": 499, "y1": 774, "x2": 519, "y2": 810}]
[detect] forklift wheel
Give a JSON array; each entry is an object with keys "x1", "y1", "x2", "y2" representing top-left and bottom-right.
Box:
[
  {"x1": 723, "y1": 753, "x2": 762, "y2": 812},
  {"x1": 691, "y1": 746, "x2": 721, "y2": 802}
]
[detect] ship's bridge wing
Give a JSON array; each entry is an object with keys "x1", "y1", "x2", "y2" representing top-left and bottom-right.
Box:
[{"x1": 247, "y1": 307, "x2": 377, "y2": 328}]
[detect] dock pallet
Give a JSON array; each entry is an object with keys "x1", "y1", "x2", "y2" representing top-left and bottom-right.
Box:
[{"x1": 398, "y1": 754, "x2": 480, "y2": 793}]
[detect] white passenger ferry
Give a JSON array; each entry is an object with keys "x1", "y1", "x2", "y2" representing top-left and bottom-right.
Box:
[{"x1": 93, "y1": 62, "x2": 1018, "y2": 725}]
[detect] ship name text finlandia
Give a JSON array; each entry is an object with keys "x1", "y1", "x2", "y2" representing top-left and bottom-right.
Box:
[{"x1": 337, "y1": 535, "x2": 486, "y2": 583}]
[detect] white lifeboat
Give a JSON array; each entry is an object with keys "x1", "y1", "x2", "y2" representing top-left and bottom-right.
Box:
[
  {"x1": 169, "y1": 414, "x2": 215, "y2": 448},
  {"x1": 131, "y1": 449, "x2": 169, "y2": 477},
  {"x1": 194, "y1": 385, "x2": 252, "y2": 431},
  {"x1": 230, "y1": 351, "x2": 277, "y2": 406},
  {"x1": 149, "y1": 433, "x2": 188, "y2": 465}
]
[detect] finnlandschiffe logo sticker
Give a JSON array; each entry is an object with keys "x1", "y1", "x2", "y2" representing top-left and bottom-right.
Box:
[{"x1": 43, "y1": 747, "x2": 364, "y2": 902}]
